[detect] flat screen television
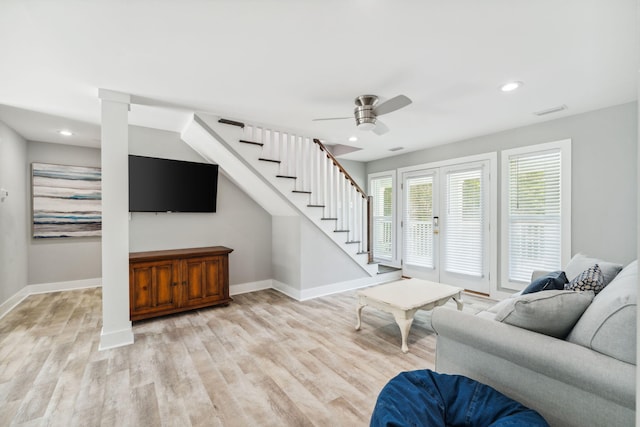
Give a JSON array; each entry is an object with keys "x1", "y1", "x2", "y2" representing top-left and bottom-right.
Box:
[{"x1": 129, "y1": 155, "x2": 218, "y2": 213}]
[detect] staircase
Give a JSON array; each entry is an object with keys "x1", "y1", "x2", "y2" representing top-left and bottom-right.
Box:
[{"x1": 182, "y1": 114, "x2": 381, "y2": 278}]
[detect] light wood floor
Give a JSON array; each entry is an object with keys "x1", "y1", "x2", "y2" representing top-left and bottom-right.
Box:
[{"x1": 0, "y1": 287, "x2": 490, "y2": 426}]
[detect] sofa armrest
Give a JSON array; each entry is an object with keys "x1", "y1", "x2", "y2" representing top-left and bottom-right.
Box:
[{"x1": 431, "y1": 307, "x2": 635, "y2": 408}]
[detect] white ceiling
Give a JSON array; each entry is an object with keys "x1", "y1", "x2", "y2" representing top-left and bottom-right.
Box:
[{"x1": 0, "y1": 0, "x2": 637, "y2": 162}]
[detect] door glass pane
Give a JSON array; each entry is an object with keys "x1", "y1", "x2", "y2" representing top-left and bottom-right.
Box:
[
  {"x1": 404, "y1": 175, "x2": 433, "y2": 268},
  {"x1": 445, "y1": 168, "x2": 483, "y2": 277}
]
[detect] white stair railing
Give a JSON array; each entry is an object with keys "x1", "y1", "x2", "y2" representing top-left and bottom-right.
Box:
[{"x1": 238, "y1": 122, "x2": 372, "y2": 261}]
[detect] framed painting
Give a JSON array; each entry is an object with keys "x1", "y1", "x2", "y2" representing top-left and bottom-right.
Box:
[{"x1": 32, "y1": 162, "x2": 102, "y2": 238}]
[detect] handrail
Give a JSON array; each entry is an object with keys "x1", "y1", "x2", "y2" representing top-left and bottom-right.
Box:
[{"x1": 313, "y1": 139, "x2": 367, "y2": 198}]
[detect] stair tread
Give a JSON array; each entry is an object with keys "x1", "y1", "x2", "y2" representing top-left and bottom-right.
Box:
[
  {"x1": 218, "y1": 118, "x2": 245, "y2": 128},
  {"x1": 259, "y1": 158, "x2": 281, "y2": 163},
  {"x1": 321, "y1": 217, "x2": 338, "y2": 220},
  {"x1": 239, "y1": 139, "x2": 263, "y2": 146},
  {"x1": 307, "y1": 204, "x2": 325, "y2": 207},
  {"x1": 276, "y1": 175, "x2": 297, "y2": 179},
  {"x1": 292, "y1": 190, "x2": 312, "y2": 194},
  {"x1": 334, "y1": 229, "x2": 349, "y2": 232},
  {"x1": 345, "y1": 241, "x2": 361, "y2": 244}
]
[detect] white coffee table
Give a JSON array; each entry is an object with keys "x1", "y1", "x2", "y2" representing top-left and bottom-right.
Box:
[{"x1": 355, "y1": 278, "x2": 463, "y2": 353}]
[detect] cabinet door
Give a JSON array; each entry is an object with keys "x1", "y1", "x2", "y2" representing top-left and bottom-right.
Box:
[
  {"x1": 181, "y1": 255, "x2": 229, "y2": 308},
  {"x1": 130, "y1": 259, "x2": 180, "y2": 318}
]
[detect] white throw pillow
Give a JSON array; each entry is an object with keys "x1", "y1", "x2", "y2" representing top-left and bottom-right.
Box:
[
  {"x1": 565, "y1": 253, "x2": 622, "y2": 286},
  {"x1": 494, "y1": 290, "x2": 595, "y2": 338}
]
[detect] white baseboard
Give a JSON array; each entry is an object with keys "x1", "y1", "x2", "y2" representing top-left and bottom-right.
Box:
[
  {"x1": 0, "y1": 287, "x2": 31, "y2": 320},
  {"x1": 0, "y1": 277, "x2": 102, "y2": 320},
  {"x1": 230, "y1": 279, "x2": 272, "y2": 296},
  {"x1": 271, "y1": 280, "x2": 301, "y2": 300},
  {"x1": 99, "y1": 325, "x2": 134, "y2": 351},
  {"x1": 299, "y1": 272, "x2": 402, "y2": 301},
  {"x1": 0, "y1": 273, "x2": 402, "y2": 322},
  {"x1": 28, "y1": 277, "x2": 102, "y2": 294}
]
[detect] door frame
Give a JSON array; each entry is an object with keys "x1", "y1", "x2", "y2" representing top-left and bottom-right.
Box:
[{"x1": 397, "y1": 152, "x2": 498, "y2": 297}]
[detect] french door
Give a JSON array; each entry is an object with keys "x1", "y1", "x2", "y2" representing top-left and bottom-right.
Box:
[{"x1": 401, "y1": 161, "x2": 490, "y2": 294}]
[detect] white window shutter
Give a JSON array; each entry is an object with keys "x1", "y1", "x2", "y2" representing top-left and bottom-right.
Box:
[
  {"x1": 508, "y1": 150, "x2": 562, "y2": 282},
  {"x1": 371, "y1": 175, "x2": 393, "y2": 261}
]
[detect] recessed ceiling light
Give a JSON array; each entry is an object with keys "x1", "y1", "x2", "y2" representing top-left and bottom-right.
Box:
[
  {"x1": 58, "y1": 130, "x2": 73, "y2": 136},
  {"x1": 500, "y1": 81, "x2": 523, "y2": 92},
  {"x1": 348, "y1": 136, "x2": 358, "y2": 142}
]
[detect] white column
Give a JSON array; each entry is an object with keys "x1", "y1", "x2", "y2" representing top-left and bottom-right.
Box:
[{"x1": 98, "y1": 89, "x2": 134, "y2": 351}]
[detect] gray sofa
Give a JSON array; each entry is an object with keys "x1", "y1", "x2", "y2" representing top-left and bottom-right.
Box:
[{"x1": 431, "y1": 255, "x2": 637, "y2": 427}]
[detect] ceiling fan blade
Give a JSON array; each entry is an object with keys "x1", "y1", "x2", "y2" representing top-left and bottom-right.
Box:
[
  {"x1": 312, "y1": 116, "x2": 352, "y2": 121},
  {"x1": 373, "y1": 94, "x2": 412, "y2": 116},
  {"x1": 372, "y1": 120, "x2": 389, "y2": 135}
]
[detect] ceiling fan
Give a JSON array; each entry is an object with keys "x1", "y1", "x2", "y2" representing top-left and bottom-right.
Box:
[{"x1": 313, "y1": 94, "x2": 412, "y2": 135}]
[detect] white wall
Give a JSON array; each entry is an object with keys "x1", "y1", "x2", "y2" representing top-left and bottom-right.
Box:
[
  {"x1": 339, "y1": 159, "x2": 366, "y2": 190},
  {"x1": 300, "y1": 218, "x2": 365, "y2": 289},
  {"x1": 27, "y1": 141, "x2": 102, "y2": 284},
  {"x1": 271, "y1": 215, "x2": 368, "y2": 295},
  {"x1": 367, "y1": 102, "x2": 638, "y2": 266},
  {"x1": 271, "y1": 216, "x2": 301, "y2": 289},
  {"x1": 0, "y1": 121, "x2": 28, "y2": 305},
  {"x1": 128, "y1": 125, "x2": 273, "y2": 287}
]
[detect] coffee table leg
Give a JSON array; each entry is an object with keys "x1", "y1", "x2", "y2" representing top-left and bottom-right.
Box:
[
  {"x1": 355, "y1": 303, "x2": 366, "y2": 330},
  {"x1": 453, "y1": 294, "x2": 464, "y2": 311},
  {"x1": 393, "y1": 310, "x2": 415, "y2": 353}
]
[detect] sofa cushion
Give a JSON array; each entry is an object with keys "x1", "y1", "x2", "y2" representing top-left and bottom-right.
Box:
[
  {"x1": 567, "y1": 260, "x2": 637, "y2": 364},
  {"x1": 565, "y1": 264, "x2": 605, "y2": 294},
  {"x1": 494, "y1": 290, "x2": 595, "y2": 338},
  {"x1": 565, "y1": 253, "x2": 622, "y2": 287},
  {"x1": 522, "y1": 271, "x2": 568, "y2": 295}
]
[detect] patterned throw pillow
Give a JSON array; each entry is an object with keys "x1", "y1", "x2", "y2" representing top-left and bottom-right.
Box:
[{"x1": 565, "y1": 264, "x2": 605, "y2": 294}]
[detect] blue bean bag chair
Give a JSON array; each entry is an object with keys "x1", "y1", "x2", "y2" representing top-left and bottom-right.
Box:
[{"x1": 371, "y1": 370, "x2": 549, "y2": 427}]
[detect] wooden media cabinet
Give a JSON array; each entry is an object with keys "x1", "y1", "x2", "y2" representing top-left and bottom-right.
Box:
[{"x1": 129, "y1": 246, "x2": 233, "y2": 321}]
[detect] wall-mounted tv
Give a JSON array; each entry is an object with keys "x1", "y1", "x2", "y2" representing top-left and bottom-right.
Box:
[{"x1": 129, "y1": 155, "x2": 218, "y2": 213}]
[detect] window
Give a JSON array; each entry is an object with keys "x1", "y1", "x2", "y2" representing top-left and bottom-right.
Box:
[
  {"x1": 501, "y1": 140, "x2": 571, "y2": 290},
  {"x1": 369, "y1": 172, "x2": 396, "y2": 263}
]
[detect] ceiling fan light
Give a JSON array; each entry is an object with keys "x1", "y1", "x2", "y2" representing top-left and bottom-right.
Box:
[{"x1": 357, "y1": 122, "x2": 376, "y2": 131}]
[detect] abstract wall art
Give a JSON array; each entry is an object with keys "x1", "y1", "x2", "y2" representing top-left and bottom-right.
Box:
[{"x1": 32, "y1": 162, "x2": 102, "y2": 238}]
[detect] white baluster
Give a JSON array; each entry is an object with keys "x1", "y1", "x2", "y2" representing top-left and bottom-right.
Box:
[
  {"x1": 327, "y1": 156, "x2": 334, "y2": 219},
  {"x1": 309, "y1": 143, "x2": 316, "y2": 204},
  {"x1": 263, "y1": 128, "x2": 270, "y2": 159},
  {"x1": 352, "y1": 189, "x2": 358, "y2": 245},
  {"x1": 337, "y1": 167, "x2": 344, "y2": 229},
  {"x1": 294, "y1": 136, "x2": 301, "y2": 191},
  {"x1": 343, "y1": 176, "x2": 350, "y2": 234},
  {"x1": 282, "y1": 133, "x2": 289, "y2": 176},
  {"x1": 288, "y1": 134, "x2": 296, "y2": 178},
  {"x1": 300, "y1": 137, "x2": 307, "y2": 192},
  {"x1": 317, "y1": 146, "x2": 324, "y2": 206},
  {"x1": 359, "y1": 197, "x2": 367, "y2": 252},
  {"x1": 357, "y1": 193, "x2": 363, "y2": 252}
]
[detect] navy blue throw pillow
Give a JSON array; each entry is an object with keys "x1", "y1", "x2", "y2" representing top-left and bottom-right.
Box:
[{"x1": 522, "y1": 271, "x2": 568, "y2": 295}]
